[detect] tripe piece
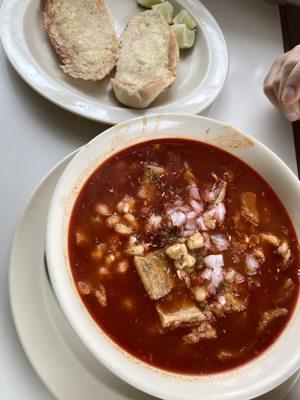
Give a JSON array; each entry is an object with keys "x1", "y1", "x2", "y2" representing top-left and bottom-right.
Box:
[
  {"x1": 156, "y1": 296, "x2": 205, "y2": 329},
  {"x1": 134, "y1": 250, "x2": 175, "y2": 300}
]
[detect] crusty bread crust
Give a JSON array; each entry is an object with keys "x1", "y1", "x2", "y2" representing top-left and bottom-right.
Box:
[
  {"x1": 112, "y1": 78, "x2": 166, "y2": 110},
  {"x1": 168, "y1": 29, "x2": 179, "y2": 77},
  {"x1": 112, "y1": 11, "x2": 179, "y2": 108},
  {"x1": 44, "y1": 0, "x2": 119, "y2": 81}
]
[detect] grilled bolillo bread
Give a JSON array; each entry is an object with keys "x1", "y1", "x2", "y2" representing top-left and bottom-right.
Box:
[
  {"x1": 111, "y1": 10, "x2": 179, "y2": 108},
  {"x1": 43, "y1": 0, "x2": 119, "y2": 81}
]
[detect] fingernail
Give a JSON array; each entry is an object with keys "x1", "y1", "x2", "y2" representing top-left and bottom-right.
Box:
[
  {"x1": 285, "y1": 112, "x2": 298, "y2": 121},
  {"x1": 282, "y1": 86, "x2": 295, "y2": 102}
]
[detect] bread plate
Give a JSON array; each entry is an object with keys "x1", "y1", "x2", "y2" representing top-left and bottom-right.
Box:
[{"x1": 0, "y1": 0, "x2": 228, "y2": 124}]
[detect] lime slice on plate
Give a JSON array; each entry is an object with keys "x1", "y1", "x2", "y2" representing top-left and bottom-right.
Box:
[
  {"x1": 152, "y1": 1, "x2": 174, "y2": 24},
  {"x1": 137, "y1": 0, "x2": 165, "y2": 8},
  {"x1": 173, "y1": 9, "x2": 197, "y2": 30},
  {"x1": 171, "y1": 24, "x2": 196, "y2": 49}
]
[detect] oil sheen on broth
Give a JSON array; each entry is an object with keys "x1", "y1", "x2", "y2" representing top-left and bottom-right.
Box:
[{"x1": 68, "y1": 139, "x2": 299, "y2": 374}]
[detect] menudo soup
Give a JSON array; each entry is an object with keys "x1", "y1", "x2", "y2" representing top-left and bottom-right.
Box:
[{"x1": 69, "y1": 139, "x2": 299, "y2": 374}]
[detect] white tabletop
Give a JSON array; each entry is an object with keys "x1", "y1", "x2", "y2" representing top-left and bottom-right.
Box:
[{"x1": 0, "y1": 0, "x2": 299, "y2": 399}]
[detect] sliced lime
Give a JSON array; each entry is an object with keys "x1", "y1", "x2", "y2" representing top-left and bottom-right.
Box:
[
  {"x1": 152, "y1": 1, "x2": 174, "y2": 24},
  {"x1": 171, "y1": 24, "x2": 195, "y2": 49},
  {"x1": 137, "y1": 0, "x2": 165, "y2": 9},
  {"x1": 173, "y1": 9, "x2": 197, "y2": 30}
]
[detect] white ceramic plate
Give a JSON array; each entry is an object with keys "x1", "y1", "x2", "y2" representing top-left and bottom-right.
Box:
[{"x1": 0, "y1": 0, "x2": 228, "y2": 124}]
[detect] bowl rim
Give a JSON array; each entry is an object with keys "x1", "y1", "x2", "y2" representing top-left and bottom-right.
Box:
[{"x1": 46, "y1": 113, "x2": 300, "y2": 400}]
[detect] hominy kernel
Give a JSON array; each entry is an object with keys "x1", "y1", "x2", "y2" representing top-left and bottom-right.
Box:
[
  {"x1": 115, "y1": 222, "x2": 134, "y2": 235},
  {"x1": 94, "y1": 285, "x2": 107, "y2": 307},
  {"x1": 117, "y1": 260, "x2": 129, "y2": 273},
  {"x1": 90, "y1": 243, "x2": 106, "y2": 261},
  {"x1": 78, "y1": 281, "x2": 91, "y2": 295},
  {"x1": 194, "y1": 287, "x2": 207, "y2": 302},
  {"x1": 75, "y1": 230, "x2": 88, "y2": 246},
  {"x1": 165, "y1": 243, "x2": 187, "y2": 260},
  {"x1": 116, "y1": 201, "x2": 130, "y2": 214},
  {"x1": 128, "y1": 235, "x2": 137, "y2": 247},
  {"x1": 187, "y1": 231, "x2": 204, "y2": 250},
  {"x1": 126, "y1": 244, "x2": 144, "y2": 256},
  {"x1": 106, "y1": 214, "x2": 120, "y2": 227},
  {"x1": 95, "y1": 203, "x2": 111, "y2": 216},
  {"x1": 105, "y1": 254, "x2": 116, "y2": 264},
  {"x1": 98, "y1": 267, "x2": 110, "y2": 277}
]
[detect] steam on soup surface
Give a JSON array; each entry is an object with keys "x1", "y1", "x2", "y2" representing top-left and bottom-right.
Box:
[{"x1": 69, "y1": 139, "x2": 299, "y2": 374}]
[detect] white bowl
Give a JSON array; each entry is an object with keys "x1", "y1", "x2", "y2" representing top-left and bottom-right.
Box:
[{"x1": 46, "y1": 114, "x2": 300, "y2": 400}]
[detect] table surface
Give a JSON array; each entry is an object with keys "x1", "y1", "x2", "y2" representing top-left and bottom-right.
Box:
[{"x1": 0, "y1": 0, "x2": 299, "y2": 399}]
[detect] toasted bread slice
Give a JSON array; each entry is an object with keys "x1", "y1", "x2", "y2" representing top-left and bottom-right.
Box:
[
  {"x1": 111, "y1": 10, "x2": 179, "y2": 108},
  {"x1": 43, "y1": 0, "x2": 119, "y2": 81}
]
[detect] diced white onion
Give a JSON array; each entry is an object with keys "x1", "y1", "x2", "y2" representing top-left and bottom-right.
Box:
[
  {"x1": 203, "y1": 190, "x2": 216, "y2": 203},
  {"x1": 185, "y1": 221, "x2": 196, "y2": 231},
  {"x1": 186, "y1": 211, "x2": 198, "y2": 220},
  {"x1": 181, "y1": 230, "x2": 194, "y2": 237},
  {"x1": 214, "y1": 203, "x2": 226, "y2": 223},
  {"x1": 202, "y1": 232, "x2": 211, "y2": 249},
  {"x1": 203, "y1": 254, "x2": 224, "y2": 269},
  {"x1": 207, "y1": 265, "x2": 224, "y2": 294},
  {"x1": 170, "y1": 211, "x2": 186, "y2": 227},
  {"x1": 166, "y1": 207, "x2": 177, "y2": 215},
  {"x1": 148, "y1": 214, "x2": 156, "y2": 225},
  {"x1": 235, "y1": 271, "x2": 245, "y2": 283},
  {"x1": 218, "y1": 295, "x2": 226, "y2": 305},
  {"x1": 196, "y1": 216, "x2": 207, "y2": 231},
  {"x1": 245, "y1": 253, "x2": 260, "y2": 274},
  {"x1": 211, "y1": 265, "x2": 223, "y2": 285},
  {"x1": 153, "y1": 215, "x2": 162, "y2": 229},
  {"x1": 190, "y1": 199, "x2": 204, "y2": 213},
  {"x1": 189, "y1": 187, "x2": 201, "y2": 201},
  {"x1": 179, "y1": 204, "x2": 192, "y2": 213},
  {"x1": 146, "y1": 214, "x2": 162, "y2": 231},
  {"x1": 184, "y1": 160, "x2": 190, "y2": 170},
  {"x1": 174, "y1": 199, "x2": 183, "y2": 206},
  {"x1": 211, "y1": 234, "x2": 229, "y2": 251}
]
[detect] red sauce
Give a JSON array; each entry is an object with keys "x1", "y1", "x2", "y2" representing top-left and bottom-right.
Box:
[{"x1": 68, "y1": 139, "x2": 299, "y2": 374}]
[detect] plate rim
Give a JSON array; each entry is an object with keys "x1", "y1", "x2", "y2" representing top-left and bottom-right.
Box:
[
  {"x1": 0, "y1": 0, "x2": 228, "y2": 125},
  {"x1": 8, "y1": 150, "x2": 78, "y2": 399}
]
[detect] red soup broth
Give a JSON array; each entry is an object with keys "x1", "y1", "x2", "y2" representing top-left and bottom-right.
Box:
[{"x1": 68, "y1": 139, "x2": 299, "y2": 374}]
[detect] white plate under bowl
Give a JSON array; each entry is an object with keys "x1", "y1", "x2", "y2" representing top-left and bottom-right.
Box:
[
  {"x1": 0, "y1": 0, "x2": 228, "y2": 124},
  {"x1": 9, "y1": 149, "x2": 299, "y2": 400}
]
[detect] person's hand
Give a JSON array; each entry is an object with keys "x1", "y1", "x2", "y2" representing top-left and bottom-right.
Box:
[{"x1": 264, "y1": 45, "x2": 300, "y2": 121}]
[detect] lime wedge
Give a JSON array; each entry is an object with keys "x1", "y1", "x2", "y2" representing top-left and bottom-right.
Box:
[
  {"x1": 171, "y1": 24, "x2": 195, "y2": 49},
  {"x1": 173, "y1": 9, "x2": 197, "y2": 30},
  {"x1": 137, "y1": 0, "x2": 165, "y2": 9},
  {"x1": 152, "y1": 1, "x2": 174, "y2": 24}
]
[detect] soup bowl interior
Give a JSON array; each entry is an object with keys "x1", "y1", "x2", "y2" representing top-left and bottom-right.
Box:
[{"x1": 46, "y1": 114, "x2": 300, "y2": 400}]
